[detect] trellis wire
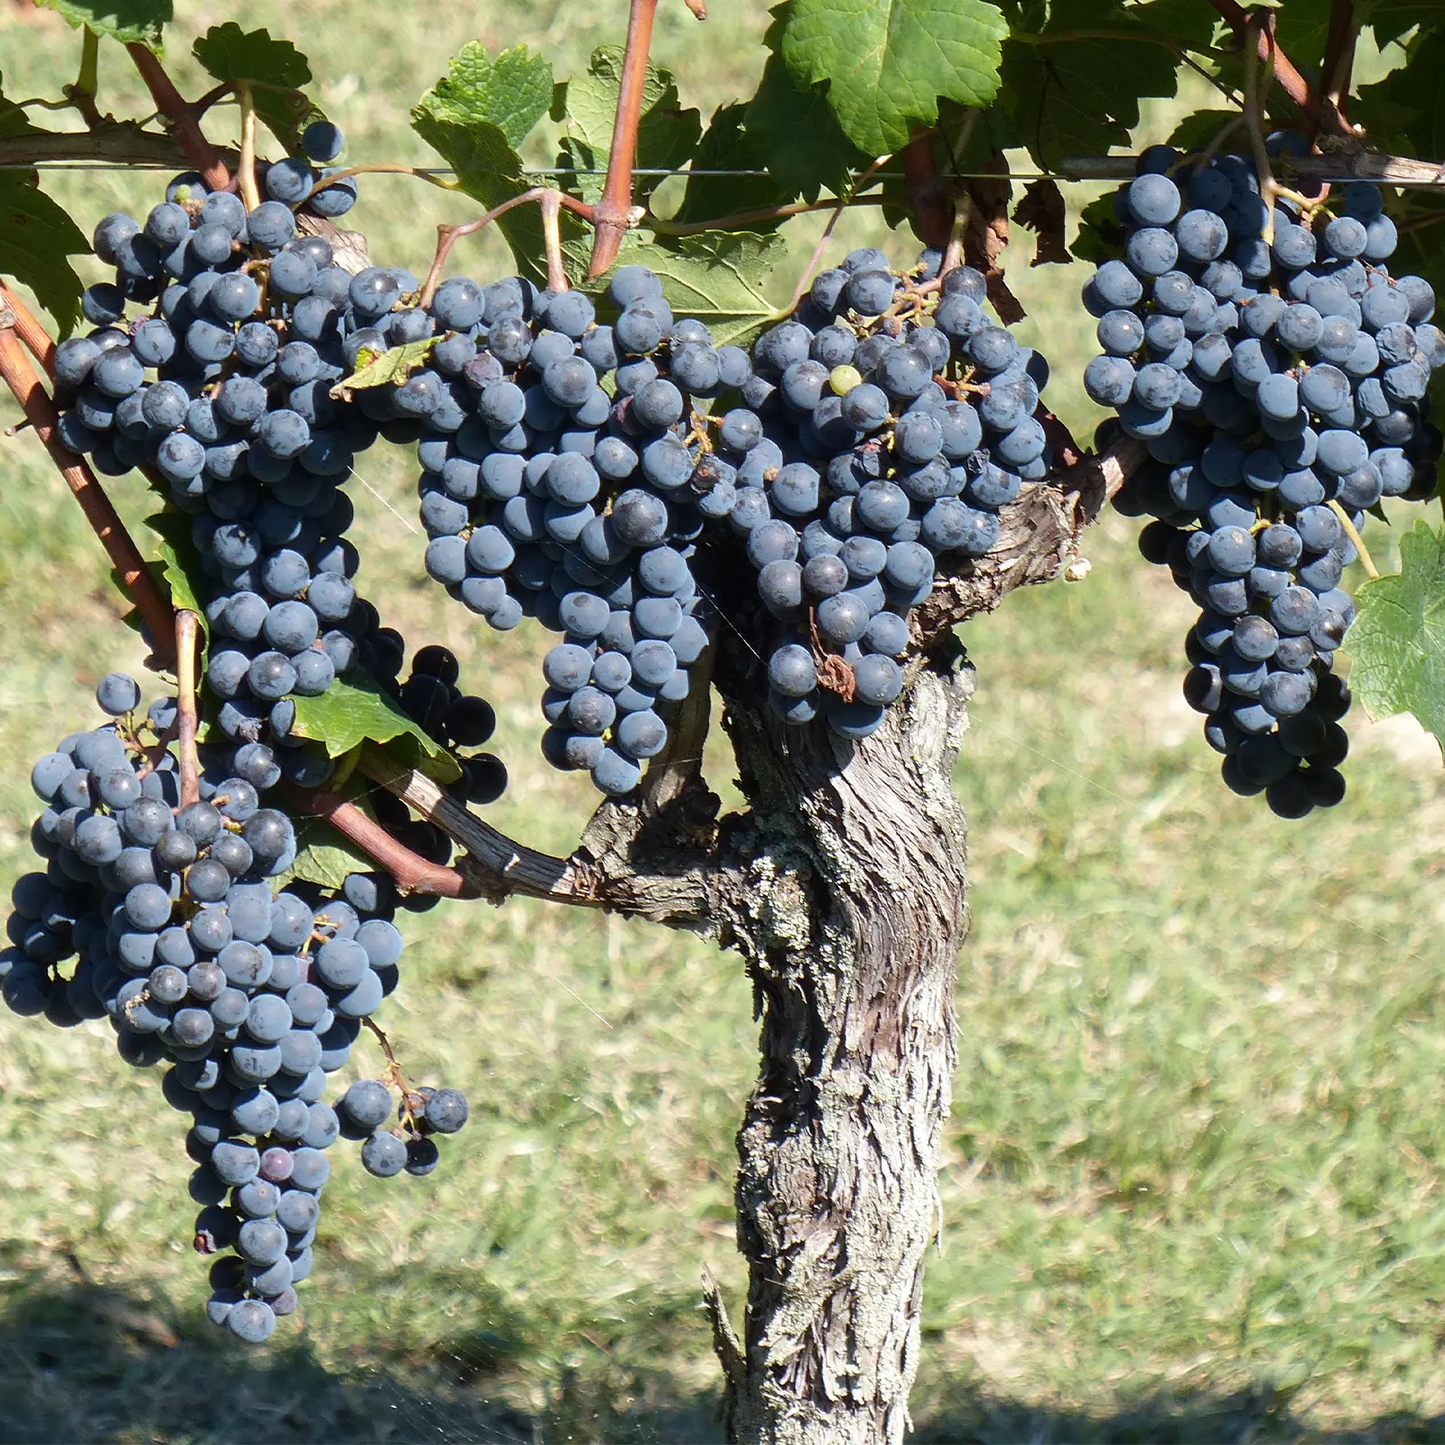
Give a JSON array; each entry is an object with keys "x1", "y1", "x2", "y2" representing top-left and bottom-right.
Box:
[{"x1": 5, "y1": 159, "x2": 1445, "y2": 186}]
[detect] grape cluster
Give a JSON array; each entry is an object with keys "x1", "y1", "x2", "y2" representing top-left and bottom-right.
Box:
[
  {"x1": 2, "y1": 676, "x2": 469, "y2": 1341},
  {"x1": 381, "y1": 248, "x2": 1043, "y2": 789},
  {"x1": 48, "y1": 146, "x2": 508, "y2": 817},
  {"x1": 399, "y1": 267, "x2": 721, "y2": 796},
  {"x1": 742, "y1": 249, "x2": 1050, "y2": 735},
  {"x1": 1094, "y1": 148, "x2": 1443, "y2": 816}
]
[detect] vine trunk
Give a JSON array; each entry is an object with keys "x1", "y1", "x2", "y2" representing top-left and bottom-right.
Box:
[{"x1": 709, "y1": 644, "x2": 972, "y2": 1444}]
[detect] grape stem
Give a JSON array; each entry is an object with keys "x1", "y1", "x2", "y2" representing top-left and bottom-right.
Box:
[
  {"x1": 235, "y1": 83, "x2": 262, "y2": 213},
  {"x1": 1319, "y1": 1, "x2": 1359, "y2": 132},
  {"x1": 539, "y1": 189, "x2": 569, "y2": 293},
  {"x1": 1327, "y1": 500, "x2": 1379, "y2": 581},
  {"x1": 0, "y1": 296, "x2": 177, "y2": 667},
  {"x1": 64, "y1": 28, "x2": 103, "y2": 130},
  {"x1": 302, "y1": 786, "x2": 478, "y2": 899},
  {"x1": 940, "y1": 195, "x2": 969, "y2": 278},
  {"x1": 359, "y1": 1017, "x2": 423, "y2": 1130},
  {"x1": 588, "y1": 0, "x2": 660, "y2": 279},
  {"x1": 124, "y1": 43, "x2": 230, "y2": 191},
  {"x1": 0, "y1": 283, "x2": 55, "y2": 373},
  {"x1": 416, "y1": 188, "x2": 595, "y2": 308},
  {"x1": 304, "y1": 162, "x2": 459, "y2": 200},
  {"x1": 188, "y1": 83, "x2": 236, "y2": 120},
  {"x1": 781, "y1": 155, "x2": 892, "y2": 315},
  {"x1": 1206, "y1": 0, "x2": 1352, "y2": 138},
  {"x1": 1242, "y1": 15, "x2": 1280, "y2": 246},
  {"x1": 175, "y1": 610, "x2": 202, "y2": 808}
]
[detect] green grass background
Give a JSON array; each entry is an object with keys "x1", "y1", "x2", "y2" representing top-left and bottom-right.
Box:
[{"x1": 2, "y1": 4, "x2": 1445, "y2": 1441}]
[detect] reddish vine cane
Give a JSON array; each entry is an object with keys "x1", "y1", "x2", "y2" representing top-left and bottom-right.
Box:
[
  {"x1": 125, "y1": 42, "x2": 231, "y2": 189},
  {"x1": 0, "y1": 296, "x2": 177, "y2": 663},
  {"x1": 1206, "y1": 0, "x2": 1353, "y2": 139},
  {"x1": 586, "y1": 0, "x2": 706, "y2": 279}
]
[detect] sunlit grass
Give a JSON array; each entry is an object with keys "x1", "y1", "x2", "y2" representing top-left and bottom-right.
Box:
[{"x1": 1, "y1": 4, "x2": 1444, "y2": 1441}]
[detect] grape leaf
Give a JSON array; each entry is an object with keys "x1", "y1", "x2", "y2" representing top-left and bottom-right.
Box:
[
  {"x1": 1359, "y1": 0, "x2": 1439, "y2": 46},
  {"x1": 779, "y1": 0, "x2": 1008, "y2": 156},
  {"x1": 1117, "y1": 0, "x2": 1221, "y2": 51},
  {"x1": 192, "y1": 23, "x2": 310, "y2": 88},
  {"x1": 337, "y1": 338, "x2": 438, "y2": 392},
  {"x1": 40, "y1": 0, "x2": 170, "y2": 48},
  {"x1": 1355, "y1": 27, "x2": 1445, "y2": 158},
  {"x1": 1165, "y1": 109, "x2": 1243, "y2": 154},
  {"x1": 591, "y1": 231, "x2": 786, "y2": 350},
  {"x1": 1013, "y1": 179, "x2": 1068, "y2": 265},
  {"x1": 1000, "y1": 0, "x2": 1181, "y2": 171},
  {"x1": 0, "y1": 173, "x2": 89, "y2": 335},
  {"x1": 412, "y1": 53, "x2": 548, "y2": 283},
  {"x1": 0, "y1": 72, "x2": 42, "y2": 140},
  {"x1": 413, "y1": 41, "x2": 553, "y2": 150},
  {"x1": 1068, "y1": 189, "x2": 1127, "y2": 265},
  {"x1": 673, "y1": 102, "x2": 794, "y2": 228},
  {"x1": 744, "y1": 47, "x2": 869, "y2": 201},
  {"x1": 1347, "y1": 520, "x2": 1445, "y2": 753},
  {"x1": 192, "y1": 24, "x2": 316, "y2": 145},
  {"x1": 143, "y1": 510, "x2": 209, "y2": 626},
  {"x1": 557, "y1": 47, "x2": 701, "y2": 208},
  {"x1": 289, "y1": 671, "x2": 461, "y2": 782}
]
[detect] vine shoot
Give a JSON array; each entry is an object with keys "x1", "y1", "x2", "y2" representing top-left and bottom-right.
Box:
[{"x1": 2, "y1": 0, "x2": 1444, "y2": 1441}]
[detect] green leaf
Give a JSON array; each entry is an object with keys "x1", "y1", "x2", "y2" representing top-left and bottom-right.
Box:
[
  {"x1": 192, "y1": 24, "x2": 316, "y2": 146},
  {"x1": 1118, "y1": 0, "x2": 1221, "y2": 51},
  {"x1": 1359, "y1": 0, "x2": 1439, "y2": 46},
  {"x1": 338, "y1": 338, "x2": 438, "y2": 391},
  {"x1": 277, "y1": 789, "x2": 377, "y2": 892},
  {"x1": 557, "y1": 47, "x2": 701, "y2": 208},
  {"x1": 413, "y1": 52, "x2": 550, "y2": 282},
  {"x1": 1349, "y1": 521, "x2": 1445, "y2": 755},
  {"x1": 744, "y1": 49, "x2": 869, "y2": 201},
  {"x1": 1000, "y1": 0, "x2": 1181, "y2": 170},
  {"x1": 411, "y1": 41, "x2": 553, "y2": 150},
  {"x1": 591, "y1": 231, "x2": 786, "y2": 350},
  {"x1": 779, "y1": 0, "x2": 1008, "y2": 156},
  {"x1": 0, "y1": 72, "x2": 42, "y2": 140},
  {"x1": 289, "y1": 671, "x2": 461, "y2": 783},
  {"x1": 0, "y1": 172, "x2": 89, "y2": 335},
  {"x1": 672, "y1": 103, "x2": 794, "y2": 228},
  {"x1": 40, "y1": 0, "x2": 169, "y2": 48},
  {"x1": 142, "y1": 510, "x2": 209, "y2": 624},
  {"x1": 1355, "y1": 27, "x2": 1445, "y2": 159},
  {"x1": 193, "y1": 22, "x2": 310, "y2": 88}
]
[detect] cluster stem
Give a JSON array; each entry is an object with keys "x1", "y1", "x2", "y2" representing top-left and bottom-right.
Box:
[
  {"x1": 235, "y1": 83, "x2": 262, "y2": 212},
  {"x1": 175, "y1": 611, "x2": 201, "y2": 808}
]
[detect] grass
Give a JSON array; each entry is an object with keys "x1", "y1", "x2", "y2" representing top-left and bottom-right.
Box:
[{"x1": 2, "y1": 4, "x2": 1445, "y2": 1441}]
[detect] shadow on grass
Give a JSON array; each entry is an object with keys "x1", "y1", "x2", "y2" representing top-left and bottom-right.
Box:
[
  {"x1": 3, "y1": 1277, "x2": 1444, "y2": 1444},
  {"x1": 0, "y1": 1273, "x2": 717, "y2": 1445},
  {"x1": 911, "y1": 1383, "x2": 1445, "y2": 1444}
]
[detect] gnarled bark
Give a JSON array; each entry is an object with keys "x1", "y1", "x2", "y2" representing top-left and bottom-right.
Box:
[{"x1": 704, "y1": 641, "x2": 973, "y2": 1444}]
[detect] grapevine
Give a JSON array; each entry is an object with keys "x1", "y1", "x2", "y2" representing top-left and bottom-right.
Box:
[{"x1": 2, "y1": 3, "x2": 1445, "y2": 1439}]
